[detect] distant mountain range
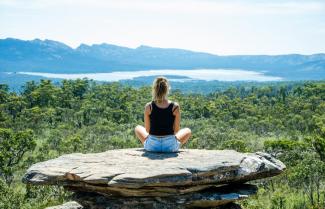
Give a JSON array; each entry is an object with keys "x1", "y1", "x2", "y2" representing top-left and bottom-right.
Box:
[{"x1": 0, "y1": 38, "x2": 324, "y2": 80}]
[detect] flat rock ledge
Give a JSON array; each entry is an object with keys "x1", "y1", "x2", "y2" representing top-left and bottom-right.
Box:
[{"x1": 24, "y1": 148, "x2": 285, "y2": 208}]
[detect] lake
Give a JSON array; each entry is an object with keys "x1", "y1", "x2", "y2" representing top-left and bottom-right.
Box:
[{"x1": 17, "y1": 69, "x2": 282, "y2": 82}]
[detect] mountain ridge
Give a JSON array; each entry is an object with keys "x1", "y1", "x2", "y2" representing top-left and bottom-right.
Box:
[
  {"x1": 0, "y1": 38, "x2": 324, "y2": 80},
  {"x1": 3, "y1": 37, "x2": 324, "y2": 56}
]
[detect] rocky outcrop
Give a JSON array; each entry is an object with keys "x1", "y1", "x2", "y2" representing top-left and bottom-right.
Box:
[
  {"x1": 71, "y1": 184, "x2": 257, "y2": 209},
  {"x1": 23, "y1": 148, "x2": 285, "y2": 208}
]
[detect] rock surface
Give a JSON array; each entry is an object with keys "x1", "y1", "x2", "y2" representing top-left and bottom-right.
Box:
[
  {"x1": 23, "y1": 149, "x2": 285, "y2": 189},
  {"x1": 72, "y1": 184, "x2": 257, "y2": 209},
  {"x1": 45, "y1": 201, "x2": 83, "y2": 209},
  {"x1": 23, "y1": 148, "x2": 285, "y2": 208},
  {"x1": 46, "y1": 201, "x2": 243, "y2": 209}
]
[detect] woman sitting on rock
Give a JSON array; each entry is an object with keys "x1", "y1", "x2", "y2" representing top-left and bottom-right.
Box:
[{"x1": 135, "y1": 76, "x2": 191, "y2": 152}]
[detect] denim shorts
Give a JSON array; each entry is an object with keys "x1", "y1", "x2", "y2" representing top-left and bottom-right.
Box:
[{"x1": 144, "y1": 135, "x2": 181, "y2": 152}]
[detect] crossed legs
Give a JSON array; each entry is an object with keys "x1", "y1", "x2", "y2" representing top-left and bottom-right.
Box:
[
  {"x1": 134, "y1": 125, "x2": 191, "y2": 145},
  {"x1": 134, "y1": 125, "x2": 149, "y2": 144},
  {"x1": 175, "y1": 127, "x2": 192, "y2": 145}
]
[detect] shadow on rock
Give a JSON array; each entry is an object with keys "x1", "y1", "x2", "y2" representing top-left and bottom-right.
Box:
[{"x1": 140, "y1": 149, "x2": 181, "y2": 159}]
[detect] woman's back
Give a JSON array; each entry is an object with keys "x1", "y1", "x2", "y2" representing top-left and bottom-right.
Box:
[{"x1": 149, "y1": 101, "x2": 175, "y2": 135}]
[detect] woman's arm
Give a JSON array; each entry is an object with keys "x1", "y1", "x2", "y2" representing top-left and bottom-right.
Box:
[
  {"x1": 173, "y1": 103, "x2": 180, "y2": 134},
  {"x1": 144, "y1": 103, "x2": 151, "y2": 133}
]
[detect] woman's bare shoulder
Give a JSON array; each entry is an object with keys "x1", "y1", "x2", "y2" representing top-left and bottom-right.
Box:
[
  {"x1": 172, "y1": 101, "x2": 180, "y2": 112},
  {"x1": 144, "y1": 102, "x2": 152, "y2": 113},
  {"x1": 145, "y1": 101, "x2": 152, "y2": 107}
]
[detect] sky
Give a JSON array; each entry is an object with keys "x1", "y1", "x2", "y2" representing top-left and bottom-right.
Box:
[{"x1": 0, "y1": 0, "x2": 324, "y2": 55}]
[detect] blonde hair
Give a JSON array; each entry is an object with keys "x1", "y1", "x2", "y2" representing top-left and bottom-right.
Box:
[{"x1": 152, "y1": 76, "x2": 169, "y2": 103}]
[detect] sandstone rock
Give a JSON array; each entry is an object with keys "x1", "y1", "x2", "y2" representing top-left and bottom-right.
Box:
[
  {"x1": 72, "y1": 184, "x2": 256, "y2": 209},
  {"x1": 23, "y1": 148, "x2": 285, "y2": 208},
  {"x1": 23, "y1": 148, "x2": 285, "y2": 194},
  {"x1": 45, "y1": 201, "x2": 83, "y2": 209},
  {"x1": 45, "y1": 201, "x2": 243, "y2": 209}
]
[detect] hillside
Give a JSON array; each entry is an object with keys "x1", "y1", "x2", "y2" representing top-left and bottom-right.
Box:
[{"x1": 0, "y1": 38, "x2": 324, "y2": 80}]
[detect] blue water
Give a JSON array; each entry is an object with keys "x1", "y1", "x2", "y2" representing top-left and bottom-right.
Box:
[{"x1": 17, "y1": 69, "x2": 282, "y2": 82}]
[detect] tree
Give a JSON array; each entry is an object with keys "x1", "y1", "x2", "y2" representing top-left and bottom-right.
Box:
[
  {"x1": 264, "y1": 139, "x2": 309, "y2": 166},
  {"x1": 222, "y1": 139, "x2": 251, "y2": 152},
  {"x1": 0, "y1": 84, "x2": 9, "y2": 104},
  {"x1": 0, "y1": 128, "x2": 36, "y2": 185},
  {"x1": 59, "y1": 134, "x2": 84, "y2": 153},
  {"x1": 288, "y1": 154, "x2": 325, "y2": 206}
]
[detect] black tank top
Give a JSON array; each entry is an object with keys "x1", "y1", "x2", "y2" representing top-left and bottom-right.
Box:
[{"x1": 149, "y1": 101, "x2": 175, "y2": 135}]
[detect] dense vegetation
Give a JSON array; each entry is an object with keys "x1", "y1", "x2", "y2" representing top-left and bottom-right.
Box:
[
  {"x1": 0, "y1": 79, "x2": 324, "y2": 209},
  {"x1": 0, "y1": 72, "x2": 310, "y2": 94}
]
